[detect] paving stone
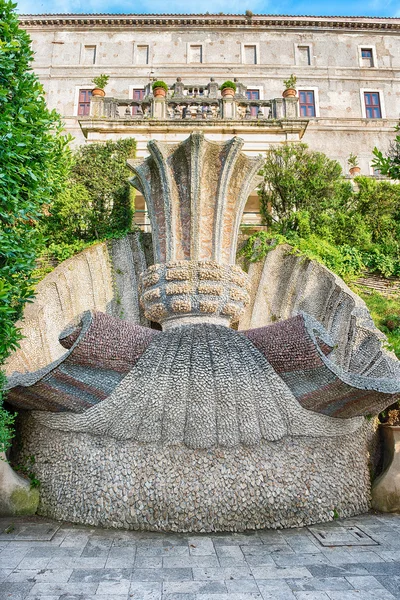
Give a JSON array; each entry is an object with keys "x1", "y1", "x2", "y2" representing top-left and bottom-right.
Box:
[
  {"x1": 343, "y1": 551, "x2": 384, "y2": 563},
  {"x1": 163, "y1": 556, "x2": 219, "y2": 568},
  {"x1": 188, "y1": 595, "x2": 261, "y2": 600},
  {"x1": 374, "y1": 550, "x2": 400, "y2": 562},
  {"x1": 27, "y1": 582, "x2": 98, "y2": 595},
  {"x1": 326, "y1": 591, "x2": 396, "y2": 599},
  {"x1": 374, "y1": 575, "x2": 400, "y2": 597},
  {"x1": 47, "y1": 556, "x2": 107, "y2": 569},
  {"x1": 131, "y1": 568, "x2": 193, "y2": 581},
  {"x1": 286, "y1": 577, "x2": 353, "y2": 591},
  {"x1": 188, "y1": 537, "x2": 215, "y2": 556},
  {"x1": 306, "y1": 564, "x2": 370, "y2": 577},
  {"x1": 15, "y1": 557, "x2": 52, "y2": 570},
  {"x1": 192, "y1": 567, "x2": 254, "y2": 580},
  {"x1": 96, "y1": 579, "x2": 131, "y2": 594},
  {"x1": 286, "y1": 537, "x2": 320, "y2": 554},
  {"x1": 6, "y1": 568, "x2": 72, "y2": 582},
  {"x1": 134, "y1": 556, "x2": 163, "y2": 568},
  {"x1": 240, "y1": 554, "x2": 275, "y2": 567},
  {"x1": 272, "y1": 553, "x2": 330, "y2": 567},
  {"x1": 81, "y1": 538, "x2": 113, "y2": 557},
  {"x1": 129, "y1": 580, "x2": 162, "y2": 600},
  {"x1": 26, "y1": 546, "x2": 81, "y2": 558},
  {"x1": 136, "y1": 545, "x2": 189, "y2": 557},
  {"x1": 0, "y1": 568, "x2": 12, "y2": 582},
  {"x1": 294, "y1": 593, "x2": 330, "y2": 599},
  {"x1": 163, "y1": 594, "x2": 196, "y2": 600},
  {"x1": 215, "y1": 546, "x2": 246, "y2": 566},
  {"x1": 69, "y1": 567, "x2": 132, "y2": 582},
  {"x1": 321, "y1": 549, "x2": 361, "y2": 565},
  {"x1": 345, "y1": 575, "x2": 386, "y2": 589},
  {"x1": 0, "y1": 581, "x2": 35, "y2": 598},
  {"x1": 360, "y1": 561, "x2": 400, "y2": 575},
  {"x1": 251, "y1": 566, "x2": 313, "y2": 580},
  {"x1": 212, "y1": 535, "x2": 263, "y2": 547},
  {"x1": 163, "y1": 580, "x2": 227, "y2": 593},
  {"x1": 226, "y1": 579, "x2": 260, "y2": 593}
]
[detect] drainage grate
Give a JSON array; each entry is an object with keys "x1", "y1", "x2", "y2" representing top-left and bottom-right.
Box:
[
  {"x1": 0, "y1": 522, "x2": 60, "y2": 541},
  {"x1": 307, "y1": 525, "x2": 379, "y2": 547}
]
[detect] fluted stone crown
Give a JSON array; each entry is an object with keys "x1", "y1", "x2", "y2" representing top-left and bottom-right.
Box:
[
  {"x1": 128, "y1": 133, "x2": 262, "y2": 327},
  {"x1": 128, "y1": 133, "x2": 263, "y2": 265}
]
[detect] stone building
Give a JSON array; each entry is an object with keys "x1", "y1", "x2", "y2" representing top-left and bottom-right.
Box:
[{"x1": 21, "y1": 13, "x2": 400, "y2": 224}]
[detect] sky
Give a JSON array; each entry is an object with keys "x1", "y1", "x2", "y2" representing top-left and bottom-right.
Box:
[{"x1": 14, "y1": 0, "x2": 400, "y2": 18}]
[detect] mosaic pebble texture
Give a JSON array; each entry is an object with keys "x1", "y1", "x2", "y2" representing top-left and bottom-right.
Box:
[
  {"x1": 17, "y1": 416, "x2": 370, "y2": 532},
  {"x1": 140, "y1": 260, "x2": 251, "y2": 327},
  {"x1": 32, "y1": 324, "x2": 362, "y2": 445}
]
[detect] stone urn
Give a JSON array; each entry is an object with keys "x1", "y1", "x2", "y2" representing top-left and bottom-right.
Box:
[
  {"x1": 371, "y1": 425, "x2": 400, "y2": 512},
  {"x1": 153, "y1": 87, "x2": 167, "y2": 98},
  {"x1": 91, "y1": 88, "x2": 105, "y2": 97},
  {"x1": 221, "y1": 87, "x2": 235, "y2": 98},
  {"x1": 349, "y1": 166, "x2": 361, "y2": 176},
  {"x1": 283, "y1": 88, "x2": 296, "y2": 98}
]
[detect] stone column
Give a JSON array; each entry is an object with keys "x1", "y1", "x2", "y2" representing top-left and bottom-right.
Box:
[{"x1": 284, "y1": 97, "x2": 299, "y2": 118}]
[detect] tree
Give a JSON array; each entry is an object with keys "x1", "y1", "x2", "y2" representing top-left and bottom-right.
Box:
[
  {"x1": 258, "y1": 143, "x2": 348, "y2": 233},
  {"x1": 372, "y1": 122, "x2": 400, "y2": 180},
  {"x1": 0, "y1": 0, "x2": 70, "y2": 450},
  {"x1": 41, "y1": 139, "x2": 137, "y2": 245}
]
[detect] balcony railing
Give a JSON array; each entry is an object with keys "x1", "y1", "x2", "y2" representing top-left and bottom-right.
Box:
[{"x1": 88, "y1": 78, "x2": 299, "y2": 121}]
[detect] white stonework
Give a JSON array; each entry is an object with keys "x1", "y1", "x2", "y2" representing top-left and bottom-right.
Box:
[{"x1": 21, "y1": 13, "x2": 400, "y2": 220}]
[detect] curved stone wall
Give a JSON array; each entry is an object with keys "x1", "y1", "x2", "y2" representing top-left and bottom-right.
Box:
[
  {"x1": 239, "y1": 243, "x2": 399, "y2": 379},
  {"x1": 5, "y1": 234, "x2": 148, "y2": 377},
  {"x1": 17, "y1": 416, "x2": 370, "y2": 532}
]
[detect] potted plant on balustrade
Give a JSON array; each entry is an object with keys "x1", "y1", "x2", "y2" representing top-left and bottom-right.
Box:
[
  {"x1": 220, "y1": 80, "x2": 237, "y2": 98},
  {"x1": 91, "y1": 74, "x2": 109, "y2": 97},
  {"x1": 282, "y1": 74, "x2": 297, "y2": 98},
  {"x1": 152, "y1": 80, "x2": 169, "y2": 98},
  {"x1": 372, "y1": 400, "x2": 400, "y2": 513},
  {"x1": 348, "y1": 153, "x2": 361, "y2": 176}
]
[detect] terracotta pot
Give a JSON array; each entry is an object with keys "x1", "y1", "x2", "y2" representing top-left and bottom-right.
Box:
[
  {"x1": 221, "y1": 88, "x2": 235, "y2": 98},
  {"x1": 349, "y1": 166, "x2": 361, "y2": 176},
  {"x1": 282, "y1": 88, "x2": 296, "y2": 98},
  {"x1": 153, "y1": 87, "x2": 167, "y2": 98},
  {"x1": 91, "y1": 88, "x2": 105, "y2": 97},
  {"x1": 371, "y1": 425, "x2": 400, "y2": 512}
]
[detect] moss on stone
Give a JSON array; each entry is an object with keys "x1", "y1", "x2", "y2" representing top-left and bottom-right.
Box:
[{"x1": 9, "y1": 486, "x2": 39, "y2": 515}]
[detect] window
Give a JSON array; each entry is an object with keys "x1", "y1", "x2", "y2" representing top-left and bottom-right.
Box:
[
  {"x1": 189, "y1": 45, "x2": 202, "y2": 63},
  {"x1": 77, "y1": 89, "x2": 92, "y2": 116},
  {"x1": 132, "y1": 88, "x2": 145, "y2": 115},
  {"x1": 135, "y1": 45, "x2": 149, "y2": 65},
  {"x1": 297, "y1": 46, "x2": 311, "y2": 66},
  {"x1": 243, "y1": 45, "x2": 257, "y2": 64},
  {"x1": 246, "y1": 89, "x2": 260, "y2": 117},
  {"x1": 361, "y1": 48, "x2": 374, "y2": 67},
  {"x1": 299, "y1": 90, "x2": 315, "y2": 117},
  {"x1": 82, "y1": 45, "x2": 96, "y2": 65},
  {"x1": 364, "y1": 92, "x2": 381, "y2": 118}
]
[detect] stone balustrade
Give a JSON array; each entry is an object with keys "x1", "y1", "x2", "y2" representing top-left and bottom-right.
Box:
[{"x1": 89, "y1": 78, "x2": 298, "y2": 121}]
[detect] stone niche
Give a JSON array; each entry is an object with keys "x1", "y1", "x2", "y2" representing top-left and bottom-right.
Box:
[{"x1": 7, "y1": 133, "x2": 400, "y2": 531}]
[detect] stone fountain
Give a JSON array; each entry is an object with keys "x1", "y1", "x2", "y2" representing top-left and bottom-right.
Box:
[{"x1": 6, "y1": 133, "x2": 400, "y2": 530}]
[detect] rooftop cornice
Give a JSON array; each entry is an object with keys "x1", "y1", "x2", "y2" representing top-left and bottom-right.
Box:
[{"x1": 19, "y1": 13, "x2": 400, "y2": 31}]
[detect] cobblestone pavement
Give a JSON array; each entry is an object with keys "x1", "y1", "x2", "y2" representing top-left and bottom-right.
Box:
[{"x1": 1, "y1": 513, "x2": 400, "y2": 600}]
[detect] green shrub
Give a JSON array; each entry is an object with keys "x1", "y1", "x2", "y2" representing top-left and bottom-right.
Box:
[
  {"x1": 0, "y1": 0, "x2": 70, "y2": 450},
  {"x1": 220, "y1": 80, "x2": 237, "y2": 92},
  {"x1": 152, "y1": 80, "x2": 168, "y2": 92}
]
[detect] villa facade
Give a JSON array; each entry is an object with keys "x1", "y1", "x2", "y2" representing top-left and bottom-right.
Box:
[{"x1": 21, "y1": 13, "x2": 400, "y2": 224}]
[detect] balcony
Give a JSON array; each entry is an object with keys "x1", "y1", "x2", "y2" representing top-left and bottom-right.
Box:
[{"x1": 85, "y1": 77, "x2": 300, "y2": 122}]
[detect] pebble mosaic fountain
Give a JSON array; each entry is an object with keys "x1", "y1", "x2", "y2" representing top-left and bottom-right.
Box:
[{"x1": 5, "y1": 133, "x2": 400, "y2": 530}]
